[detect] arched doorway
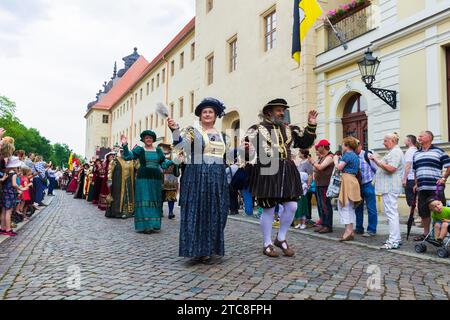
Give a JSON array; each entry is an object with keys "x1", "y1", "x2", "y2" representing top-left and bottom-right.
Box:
[
  {"x1": 342, "y1": 93, "x2": 368, "y2": 149},
  {"x1": 222, "y1": 111, "x2": 240, "y2": 150}
]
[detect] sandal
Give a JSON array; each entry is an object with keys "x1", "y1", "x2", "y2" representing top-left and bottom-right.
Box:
[
  {"x1": 414, "y1": 234, "x2": 426, "y2": 242},
  {"x1": 263, "y1": 245, "x2": 279, "y2": 258},
  {"x1": 273, "y1": 237, "x2": 295, "y2": 257}
]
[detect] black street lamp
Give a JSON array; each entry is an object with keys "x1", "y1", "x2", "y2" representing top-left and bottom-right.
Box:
[{"x1": 358, "y1": 48, "x2": 397, "y2": 109}]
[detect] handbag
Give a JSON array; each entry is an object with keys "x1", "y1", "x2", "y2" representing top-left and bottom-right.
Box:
[{"x1": 326, "y1": 168, "x2": 342, "y2": 198}]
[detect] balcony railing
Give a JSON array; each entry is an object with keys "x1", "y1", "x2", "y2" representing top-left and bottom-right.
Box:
[{"x1": 326, "y1": 3, "x2": 374, "y2": 51}]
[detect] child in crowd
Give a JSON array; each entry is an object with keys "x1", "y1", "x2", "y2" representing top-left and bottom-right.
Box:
[
  {"x1": 294, "y1": 171, "x2": 310, "y2": 230},
  {"x1": 1, "y1": 157, "x2": 25, "y2": 237},
  {"x1": 428, "y1": 198, "x2": 450, "y2": 246},
  {"x1": 0, "y1": 136, "x2": 15, "y2": 164},
  {"x1": 16, "y1": 167, "x2": 33, "y2": 220}
]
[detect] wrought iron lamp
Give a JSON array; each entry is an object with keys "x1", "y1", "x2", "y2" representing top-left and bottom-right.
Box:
[{"x1": 358, "y1": 48, "x2": 397, "y2": 109}]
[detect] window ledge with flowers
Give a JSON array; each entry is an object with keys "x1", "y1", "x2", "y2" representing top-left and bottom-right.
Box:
[{"x1": 325, "y1": 0, "x2": 375, "y2": 51}]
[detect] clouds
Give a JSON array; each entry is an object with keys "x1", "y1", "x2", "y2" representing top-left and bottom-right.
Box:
[{"x1": 0, "y1": 0, "x2": 195, "y2": 156}]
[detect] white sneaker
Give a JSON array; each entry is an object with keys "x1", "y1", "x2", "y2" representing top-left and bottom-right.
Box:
[
  {"x1": 300, "y1": 224, "x2": 307, "y2": 230},
  {"x1": 294, "y1": 224, "x2": 301, "y2": 229},
  {"x1": 380, "y1": 242, "x2": 399, "y2": 250}
]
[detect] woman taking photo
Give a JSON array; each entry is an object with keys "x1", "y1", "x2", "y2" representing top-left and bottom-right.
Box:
[
  {"x1": 167, "y1": 97, "x2": 230, "y2": 264},
  {"x1": 333, "y1": 137, "x2": 362, "y2": 241},
  {"x1": 121, "y1": 131, "x2": 173, "y2": 234},
  {"x1": 371, "y1": 133, "x2": 404, "y2": 250}
]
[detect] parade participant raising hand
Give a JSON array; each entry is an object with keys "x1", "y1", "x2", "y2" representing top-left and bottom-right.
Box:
[
  {"x1": 168, "y1": 97, "x2": 230, "y2": 264},
  {"x1": 121, "y1": 130, "x2": 173, "y2": 234},
  {"x1": 243, "y1": 99, "x2": 317, "y2": 258}
]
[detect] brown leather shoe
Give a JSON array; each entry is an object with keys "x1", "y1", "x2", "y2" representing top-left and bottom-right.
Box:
[
  {"x1": 339, "y1": 234, "x2": 355, "y2": 242},
  {"x1": 263, "y1": 245, "x2": 280, "y2": 258},
  {"x1": 273, "y1": 237, "x2": 295, "y2": 257},
  {"x1": 318, "y1": 227, "x2": 333, "y2": 234},
  {"x1": 314, "y1": 226, "x2": 324, "y2": 233}
]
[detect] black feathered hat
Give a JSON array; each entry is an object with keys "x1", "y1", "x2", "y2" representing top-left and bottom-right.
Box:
[{"x1": 262, "y1": 99, "x2": 290, "y2": 116}]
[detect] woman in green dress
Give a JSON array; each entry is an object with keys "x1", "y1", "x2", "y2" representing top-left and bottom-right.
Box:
[{"x1": 121, "y1": 130, "x2": 173, "y2": 234}]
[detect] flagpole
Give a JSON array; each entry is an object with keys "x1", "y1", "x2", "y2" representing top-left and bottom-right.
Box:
[{"x1": 318, "y1": 3, "x2": 349, "y2": 50}]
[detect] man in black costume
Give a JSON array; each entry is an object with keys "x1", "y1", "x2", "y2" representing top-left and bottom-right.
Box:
[{"x1": 244, "y1": 99, "x2": 317, "y2": 258}]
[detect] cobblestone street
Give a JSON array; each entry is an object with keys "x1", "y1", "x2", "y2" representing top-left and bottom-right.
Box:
[{"x1": 0, "y1": 191, "x2": 449, "y2": 301}]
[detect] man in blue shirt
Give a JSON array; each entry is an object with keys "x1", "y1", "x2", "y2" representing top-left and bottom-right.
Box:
[
  {"x1": 413, "y1": 131, "x2": 450, "y2": 241},
  {"x1": 355, "y1": 141, "x2": 378, "y2": 237}
]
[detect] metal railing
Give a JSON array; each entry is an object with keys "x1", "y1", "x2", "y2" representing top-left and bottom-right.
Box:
[{"x1": 326, "y1": 4, "x2": 374, "y2": 51}]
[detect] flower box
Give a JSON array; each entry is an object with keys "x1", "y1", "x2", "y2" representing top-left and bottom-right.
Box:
[{"x1": 327, "y1": 0, "x2": 371, "y2": 24}]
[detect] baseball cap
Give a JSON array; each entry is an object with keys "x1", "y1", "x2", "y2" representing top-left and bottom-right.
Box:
[{"x1": 315, "y1": 139, "x2": 331, "y2": 148}]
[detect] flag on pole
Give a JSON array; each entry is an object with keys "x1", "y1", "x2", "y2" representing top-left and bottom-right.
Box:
[
  {"x1": 292, "y1": 0, "x2": 323, "y2": 64},
  {"x1": 68, "y1": 153, "x2": 73, "y2": 171}
]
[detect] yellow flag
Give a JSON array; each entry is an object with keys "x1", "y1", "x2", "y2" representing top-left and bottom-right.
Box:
[
  {"x1": 292, "y1": 0, "x2": 323, "y2": 64},
  {"x1": 68, "y1": 153, "x2": 73, "y2": 171}
]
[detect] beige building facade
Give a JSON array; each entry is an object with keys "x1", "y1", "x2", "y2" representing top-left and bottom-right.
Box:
[
  {"x1": 84, "y1": 0, "x2": 450, "y2": 212},
  {"x1": 85, "y1": 0, "x2": 345, "y2": 156}
]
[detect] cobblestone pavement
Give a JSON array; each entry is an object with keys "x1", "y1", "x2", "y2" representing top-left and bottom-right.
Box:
[{"x1": 0, "y1": 191, "x2": 449, "y2": 300}]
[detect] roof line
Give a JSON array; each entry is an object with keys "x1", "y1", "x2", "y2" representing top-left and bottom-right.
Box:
[{"x1": 114, "y1": 17, "x2": 196, "y2": 106}]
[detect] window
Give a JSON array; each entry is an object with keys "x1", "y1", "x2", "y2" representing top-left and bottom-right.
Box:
[
  {"x1": 126, "y1": 100, "x2": 129, "y2": 110},
  {"x1": 190, "y1": 91, "x2": 195, "y2": 113},
  {"x1": 140, "y1": 88, "x2": 143, "y2": 100},
  {"x1": 179, "y1": 97, "x2": 184, "y2": 118},
  {"x1": 101, "y1": 137, "x2": 108, "y2": 148},
  {"x1": 207, "y1": 54, "x2": 214, "y2": 85},
  {"x1": 145, "y1": 117, "x2": 149, "y2": 130},
  {"x1": 161, "y1": 118, "x2": 164, "y2": 126},
  {"x1": 134, "y1": 123, "x2": 137, "y2": 138},
  {"x1": 156, "y1": 114, "x2": 159, "y2": 128},
  {"x1": 206, "y1": 0, "x2": 213, "y2": 13},
  {"x1": 134, "y1": 93, "x2": 138, "y2": 104},
  {"x1": 157, "y1": 74, "x2": 160, "y2": 88},
  {"x1": 162, "y1": 69, "x2": 166, "y2": 84},
  {"x1": 146, "y1": 82, "x2": 150, "y2": 95},
  {"x1": 229, "y1": 37, "x2": 237, "y2": 72},
  {"x1": 139, "y1": 120, "x2": 142, "y2": 134},
  {"x1": 264, "y1": 10, "x2": 277, "y2": 51},
  {"x1": 150, "y1": 114, "x2": 154, "y2": 129},
  {"x1": 151, "y1": 78, "x2": 155, "y2": 92},
  {"x1": 180, "y1": 52, "x2": 185, "y2": 70},
  {"x1": 102, "y1": 115, "x2": 109, "y2": 124},
  {"x1": 170, "y1": 103, "x2": 174, "y2": 119},
  {"x1": 191, "y1": 43, "x2": 196, "y2": 61},
  {"x1": 171, "y1": 60, "x2": 175, "y2": 76}
]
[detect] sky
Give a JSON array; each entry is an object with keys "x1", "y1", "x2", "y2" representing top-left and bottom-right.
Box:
[{"x1": 0, "y1": 0, "x2": 195, "y2": 156}]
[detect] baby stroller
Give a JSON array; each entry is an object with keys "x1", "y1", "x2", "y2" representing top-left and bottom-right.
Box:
[
  {"x1": 415, "y1": 187, "x2": 450, "y2": 258},
  {"x1": 415, "y1": 223, "x2": 450, "y2": 258}
]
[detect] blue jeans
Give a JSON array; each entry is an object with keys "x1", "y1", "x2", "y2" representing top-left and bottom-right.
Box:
[
  {"x1": 242, "y1": 188, "x2": 254, "y2": 215},
  {"x1": 48, "y1": 177, "x2": 56, "y2": 195},
  {"x1": 355, "y1": 182, "x2": 378, "y2": 234},
  {"x1": 316, "y1": 186, "x2": 333, "y2": 229}
]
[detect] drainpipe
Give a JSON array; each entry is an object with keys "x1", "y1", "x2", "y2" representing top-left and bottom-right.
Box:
[{"x1": 162, "y1": 55, "x2": 170, "y2": 143}]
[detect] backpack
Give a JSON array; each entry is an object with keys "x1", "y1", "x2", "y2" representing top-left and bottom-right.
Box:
[{"x1": 357, "y1": 150, "x2": 375, "y2": 185}]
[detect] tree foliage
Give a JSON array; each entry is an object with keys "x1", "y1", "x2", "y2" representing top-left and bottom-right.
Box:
[{"x1": 0, "y1": 95, "x2": 79, "y2": 168}]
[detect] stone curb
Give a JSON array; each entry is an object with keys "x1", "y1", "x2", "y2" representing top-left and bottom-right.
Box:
[
  {"x1": 228, "y1": 215, "x2": 450, "y2": 266},
  {"x1": 0, "y1": 194, "x2": 55, "y2": 245}
]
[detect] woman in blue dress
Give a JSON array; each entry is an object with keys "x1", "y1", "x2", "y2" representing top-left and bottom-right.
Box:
[
  {"x1": 121, "y1": 130, "x2": 173, "y2": 234},
  {"x1": 168, "y1": 98, "x2": 230, "y2": 264}
]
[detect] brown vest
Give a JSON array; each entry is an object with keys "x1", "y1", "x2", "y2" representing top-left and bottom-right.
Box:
[{"x1": 314, "y1": 153, "x2": 335, "y2": 187}]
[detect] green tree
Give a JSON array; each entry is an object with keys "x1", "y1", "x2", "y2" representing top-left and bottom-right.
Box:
[
  {"x1": 0, "y1": 96, "x2": 17, "y2": 118},
  {"x1": 0, "y1": 95, "x2": 78, "y2": 165}
]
